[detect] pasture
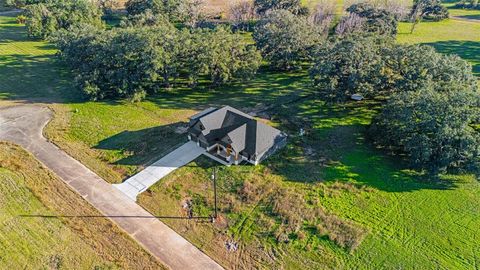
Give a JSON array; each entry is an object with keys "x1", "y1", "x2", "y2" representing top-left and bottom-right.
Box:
[
  {"x1": 0, "y1": 143, "x2": 164, "y2": 269},
  {"x1": 1, "y1": 4, "x2": 480, "y2": 269}
]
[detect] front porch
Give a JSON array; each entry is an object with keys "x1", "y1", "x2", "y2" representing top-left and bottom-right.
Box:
[
  {"x1": 206, "y1": 144, "x2": 243, "y2": 165},
  {"x1": 189, "y1": 135, "x2": 257, "y2": 166}
]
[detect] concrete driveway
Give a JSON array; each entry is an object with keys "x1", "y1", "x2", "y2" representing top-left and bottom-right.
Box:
[
  {"x1": 0, "y1": 105, "x2": 223, "y2": 270},
  {"x1": 115, "y1": 141, "x2": 205, "y2": 201}
]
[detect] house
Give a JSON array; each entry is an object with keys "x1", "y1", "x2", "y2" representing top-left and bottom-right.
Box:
[{"x1": 187, "y1": 106, "x2": 287, "y2": 165}]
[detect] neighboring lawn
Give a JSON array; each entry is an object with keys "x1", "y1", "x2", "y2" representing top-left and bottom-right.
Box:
[
  {"x1": 1, "y1": 12, "x2": 480, "y2": 270},
  {"x1": 0, "y1": 142, "x2": 164, "y2": 269},
  {"x1": 398, "y1": 19, "x2": 480, "y2": 74},
  {"x1": 445, "y1": 3, "x2": 480, "y2": 20}
]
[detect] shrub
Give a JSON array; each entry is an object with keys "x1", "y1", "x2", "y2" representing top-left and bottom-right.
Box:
[{"x1": 16, "y1": 15, "x2": 27, "y2": 24}]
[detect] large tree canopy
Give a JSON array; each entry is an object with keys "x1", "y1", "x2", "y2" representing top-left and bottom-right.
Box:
[
  {"x1": 411, "y1": 0, "x2": 449, "y2": 22},
  {"x1": 369, "y1": 84, "x2": 480, "y2": 175},
  {"x1": 253, "y1": 0, "x2": 307, "y2": 15},
  {"x1": 6, "y1": 0, "x2": 43, "y2": 8},
  {"x1": 125, "y1": 0, "x2": 166, "y2": 16},
  {"x1": 52, "y1": 22, "x2": 261, "y2": 101},
  {"x1": 183, "y1": 27, "x2": 261, "y2": 86},
  {"x1": 346, "y1": 3, "x2": 398, "y2": 36},
  {"x1": 253, "y1": 9, "x2": 321, "y2": 70},
  {"x1": 384, "y1": 44, "x2": 477, "y2": 93},
  {"x1": 124, "y1": 0, "x2": 205, "y2": 27},
  {"x1": 309, "y1": 35, "x2": 392, "y2": 102},
  {"x1": 24, "y1": 0, "x2": 103, "y2": 38},
  {"x1": 310, "y1": 35, "x2": 477, "y2": 102}
]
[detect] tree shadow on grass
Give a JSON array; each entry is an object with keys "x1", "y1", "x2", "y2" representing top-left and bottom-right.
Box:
[
  {"x1": 0, "y1": 15, "x2": 29, "y2": 44},
  {"x1": 0, "y1": 53, "x2": 83, "y2": 104},
  {"x1": 264, "y1": 98, "x2": 458, "y2": 192},
  {"x1": 454, "y1": 14, "x2": 480, "y2": 20},
  {"x1": 425, "y1": 40, "x2": 480, "y2": 75},
  {"x1": 269, "y1": 130, "x2": 457, "y2": 192},
  {"x1": 94, "y1": 123, "x2": 189, "y2": 167},
  {"x1": 145, "y1": 67, "x2": 313, "y2": 112}
]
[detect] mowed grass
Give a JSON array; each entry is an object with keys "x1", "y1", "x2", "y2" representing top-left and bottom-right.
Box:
[
  {"x1": 139, "y1": 98, "x2": 480, "y2": 269},
  {"x1": 398, "y1": 18, "x2": 480, "y2": 74},
  {"x1": 445, "y1": 3, "x2": 480, "y2": 20},
  {"x1": 1, "y1": 13, "x2": 480, "y2": 269},
  {"x1": 0, "y1": 142, "x2": 164, "y2": 269}
]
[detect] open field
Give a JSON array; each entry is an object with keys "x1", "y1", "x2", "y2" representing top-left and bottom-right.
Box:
[
  {"x1": 1, "y1": 8, "x2": 480, "y2": 270},
  {"x1": 0, "y1": 142, "x2": 164, "y2": 269},
  {"x1": 445, "y1": 2, "x2": 480, "y2": 20},
  {"x1": 398, "y1": 19, "x2": 480, "y2": 74}
]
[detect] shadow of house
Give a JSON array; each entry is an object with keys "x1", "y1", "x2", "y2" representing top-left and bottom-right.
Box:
[
  {"x1": 95, "y1": 123, "x2": 189, "y2": 167},
  {"x1": 425, "y1": 40, "x2": 480, "y2": 75}
]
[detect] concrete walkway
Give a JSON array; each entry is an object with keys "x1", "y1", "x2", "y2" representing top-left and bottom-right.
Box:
[
  {"x1": 0, "y1": 105, "x2": 223, "y2": 270},
  {"x1": 114, "y1": 141, "x2": 204, "y2": 201}
]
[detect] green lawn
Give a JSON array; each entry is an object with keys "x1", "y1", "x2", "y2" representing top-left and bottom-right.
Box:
[
  {"x1": 445, "y1": 2, "x2": 480, "y2": 20},
  {"x1": 398, "y1": 19, "x2": 480, "y2": 74},
  {"x1": 1, "y1": 13, "x2": 480, "y2": 270}
]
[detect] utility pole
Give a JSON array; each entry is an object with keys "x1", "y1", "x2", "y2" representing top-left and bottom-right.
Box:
[{"x1": 211, "y1": 167, "x2": 218, "y2": 222}]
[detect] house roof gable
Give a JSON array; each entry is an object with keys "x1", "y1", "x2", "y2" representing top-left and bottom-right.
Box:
[{"x1": 188, "y1": 106, "x2": 284, "y2": 156}]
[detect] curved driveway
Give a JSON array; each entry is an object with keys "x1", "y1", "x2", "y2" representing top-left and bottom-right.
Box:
[{"x1": 0, "y1": 105, "x2": 223, "y2": 270}]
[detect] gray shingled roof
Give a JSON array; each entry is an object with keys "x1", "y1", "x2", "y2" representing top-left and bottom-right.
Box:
[{"x1": 189, "y1": 106, "x2": 284, "y2": 157}]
